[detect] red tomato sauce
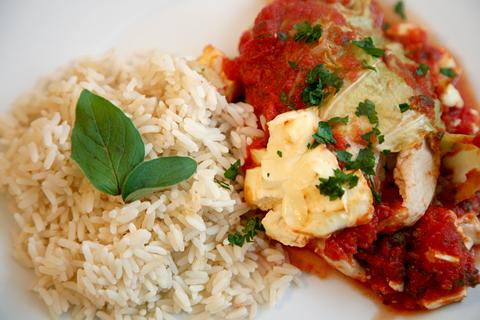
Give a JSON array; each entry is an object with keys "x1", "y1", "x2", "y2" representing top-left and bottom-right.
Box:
[
  {"x1": 223, "y1": 0, "x2": 367, "y2": 123},
  {"x1": 325, "y1": 207, "x2": 479, "y2": 310}
]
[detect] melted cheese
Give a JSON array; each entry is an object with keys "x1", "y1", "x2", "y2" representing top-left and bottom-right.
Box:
[{"x1": 244, "y1": 109, "x2": 374, "y2": 247}]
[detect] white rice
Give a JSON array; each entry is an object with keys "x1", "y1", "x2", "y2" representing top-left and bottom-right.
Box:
[{"x1": 0, "y1": 50, "x2": 300, "y2": 319}]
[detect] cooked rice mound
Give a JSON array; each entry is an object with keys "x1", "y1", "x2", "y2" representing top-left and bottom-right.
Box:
[{"x1": 0, "y1": 51, "x2": 299, "y2": 319}]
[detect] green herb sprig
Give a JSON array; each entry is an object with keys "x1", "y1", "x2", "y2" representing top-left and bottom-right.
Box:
[
  {"x1": 228, "y1": 216, "x2": 265, "y2": 247},
  {"x1": 72, "y1": 89, "x2": 197, "y2": 201},
  {"x1": 71, "y1": 89, "x2": 197, "y2": 202}
]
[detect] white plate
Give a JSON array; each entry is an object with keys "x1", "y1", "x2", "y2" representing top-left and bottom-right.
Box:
[{"x1": 0, "y1": 1, "x2": 479, "y2": 319}]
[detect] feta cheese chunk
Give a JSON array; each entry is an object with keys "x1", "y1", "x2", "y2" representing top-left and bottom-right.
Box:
[{"x1": 244, "y1": 109, "x2": 374, "y2": 246}]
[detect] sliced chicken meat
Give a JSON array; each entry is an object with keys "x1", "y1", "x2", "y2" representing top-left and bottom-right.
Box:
[{"x1": 386, "y1": 139, "x2": 440, "y2": 229}]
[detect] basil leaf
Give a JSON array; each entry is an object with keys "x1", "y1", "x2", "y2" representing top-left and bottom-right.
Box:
[
  {"x1": 71, "y1": 89, "x2": 145, "y2": 195},
  {"x1": 122, "y1": 156, "x2": 197, "y2": 202}
]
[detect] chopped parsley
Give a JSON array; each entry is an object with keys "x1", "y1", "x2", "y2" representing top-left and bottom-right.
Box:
[
  {"x1": 278, "y1": 31, "x2": 288, "y2": 41},
  {"x1": 416, "y1": 63, "x2": 430, "y2": 76},
  {"x1": 313, "y1": 121, "x2": 336, "y2": 145},
  {"x1": 277, "y1": 150, "x2": 283, "y2": 158},
  {"x1": 399, "y1": 103, "x2": 410, "y2": 113},
  {"x1": 334, "y1": 100, "x2": 384, "y2": 203},
  {"x1": 288, "y1": 60, "x2": 298, "y2": 70},
  {"x1": 280, "y1": 91, "x2": 289, "y2": 105},
  {"x1": 280, "y1": 91, "x2": 295, "y2": 110},
  {"x1": 328, "y1": 116, "x2": 349, "y2": 126},
  {"x1": 336, "y1": 148, "x2": 381, "y2": 202},
  {"x1": 224, "y1": 160, "x2": 241, "y2": 181},
  {"x1": 307, "y1": 141, "x2": 319, "y2": 150},
  {"x1": 361, "y1": 59, "x2": 377, "y2": 72},
  {"x1": 308, "y1": 116, "x2": 348, "y2": 148},
  {"x1": 394, "y1": 1, "x2": 406, "y2": 20},
  {"x1": 355, "y1": 99, "x2": 379, "y2": 126},
  {"x1": 336, "y1": 150, "x2": 353, "y2": 163},
  {"x1": 228, "y1": 216, "x2": 265, "y2": 247},
  {"x1": 390, "y1": 232, "x2": 405, "y2": 246},
  {"x1": 355, "y1": 100, "x2": 384, "y2": 147},
  {"x1": 367, "y1": 176, "x2": 382, "y2": 204},
  {"x1": 352, "y1": 37, "x2": 385, "y2": 58},
  {"x1": 317, "y1": 169, "x2": 359, "y2": 201},
  {"x1": 214, "y1": 178, "x2": 231, "y2": 190},
  {"x1": 343, "y1": 148, "x2": 376, "y2": 176},
  {"x1": 293, "y1": 21, "x2": 323, "y2": 43},
  {"x1": 440, "y1": 67, "x2": 457, "y2": 78},
  {"x1": 302, "y1": 64, "x2": 343, "y2": 107},
  {"x1": 381, "y1": 149, "x2": 391, "y2": 155},
  {"x1": 280, "y1": 90, "x2": 296, "y2": 109},
  {"x1": 361, "y1": 127, "x2": 384, "y2": 146}
]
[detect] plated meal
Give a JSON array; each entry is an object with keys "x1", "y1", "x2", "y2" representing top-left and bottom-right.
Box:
[{"x1": 0, "y1": 0, "x2": 479, "y2": 319}]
